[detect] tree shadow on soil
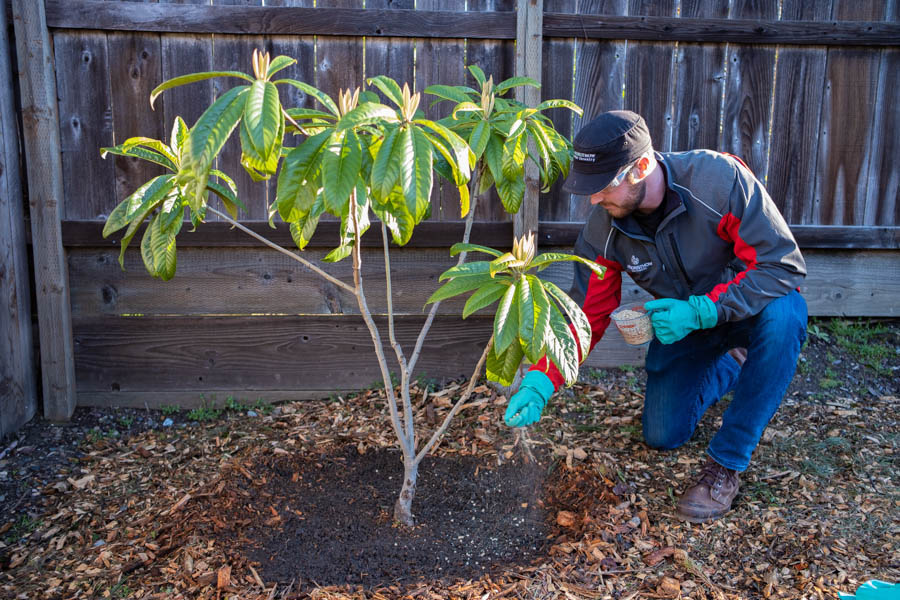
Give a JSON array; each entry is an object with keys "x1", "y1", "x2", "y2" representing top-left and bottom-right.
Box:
[{"x1": 198, "y1": 445, "x2": 613, "y2": 591}]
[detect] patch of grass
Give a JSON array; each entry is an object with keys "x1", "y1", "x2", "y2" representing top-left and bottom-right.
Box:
[
  {"x1": 588, "y1": 368, "x2": 607, "y2": 380},
  {"x1": 110, "y1": 583, "x2": 133, "y2": 598},
  {"x1": 819, "y1": 377, "x2": 842, "y2": 390},
  {"x1": 807, "y1": 320, "x2": 831, "y2": 343},
  {"x1": 118, "y1": 415, "x2": 134, "y2": 428},
  {"x1": 619, "y1": 424, "x2": 642, "y2": 440},
  {"x1": 828, "y1": 319, "x2": 894, "y2": 374},
  {"x1": 744, "y1": 480, "x2": 780, "y2": 506},
  {"x1": 3, "y1": 515, "x2": 41, "y2": 544},
  {"x1": 619, "y1": 364, "x2": 636, "y2": 374},
  {"x1": 85, "y1": 427, "x2": 118, "y2": 444},
  {"x1": 186, "y1": 406, "x2": 222, "y2": 422},
  {"x1": 800, "y1": 436, "x2": 853, "y2": 478},
  {"x1": 160, "y1": 405, "x2": 181, "y2": 415}
]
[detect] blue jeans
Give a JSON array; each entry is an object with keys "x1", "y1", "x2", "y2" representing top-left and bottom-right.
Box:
[{"x1": 642, "y1": 291, "x2": 807, "y2": 472}]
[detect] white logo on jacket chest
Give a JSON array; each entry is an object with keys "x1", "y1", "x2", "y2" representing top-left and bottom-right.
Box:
[{"x1": 626, "y1": 255, "x2": 653, "y2": 273}]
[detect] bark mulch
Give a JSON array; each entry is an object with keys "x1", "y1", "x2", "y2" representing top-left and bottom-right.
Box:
[{"x1": 1, "y1": 318, "x2": 897, "y2": 599}]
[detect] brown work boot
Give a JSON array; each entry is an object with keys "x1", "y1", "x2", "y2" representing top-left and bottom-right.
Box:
[{"x1": 676, "y1": 457, "x2": 740, "y2": 523}]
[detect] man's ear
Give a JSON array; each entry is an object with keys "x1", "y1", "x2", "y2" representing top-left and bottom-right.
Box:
[{"x1": 630, "y1": 156, "x2": 652, "y2": 182}]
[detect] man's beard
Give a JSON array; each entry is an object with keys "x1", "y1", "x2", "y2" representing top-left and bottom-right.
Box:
[{"x1": 607, "y1": 179, "x2": 647, "y2": 218}]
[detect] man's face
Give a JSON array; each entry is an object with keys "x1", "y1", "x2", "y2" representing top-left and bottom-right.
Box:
[{"x1": 589, "y1": 175, "x2": 647, "y2": 219}]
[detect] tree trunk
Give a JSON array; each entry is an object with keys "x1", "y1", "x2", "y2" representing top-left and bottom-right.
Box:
[{"x1": 393, "y1": 459, "x2": 419, "y2": 526}]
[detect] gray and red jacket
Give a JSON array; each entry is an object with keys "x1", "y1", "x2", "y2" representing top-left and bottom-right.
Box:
[{"x1": 534, "y1": 149, "x2": 806, "y2": 389}]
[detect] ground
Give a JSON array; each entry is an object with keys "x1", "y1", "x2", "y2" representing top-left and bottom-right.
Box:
[{"x1": 0, "y1": 317, "x2": 897, "y2": 599}]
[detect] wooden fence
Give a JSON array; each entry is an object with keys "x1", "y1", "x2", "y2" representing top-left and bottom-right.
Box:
[{"x1": 2, "y1": 0, "x2": 898, "y2": 425}]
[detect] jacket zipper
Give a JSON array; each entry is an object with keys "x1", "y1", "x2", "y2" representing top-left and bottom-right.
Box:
[{"x1": 669, "y1": 233, "x2": 693, "y2": 287}]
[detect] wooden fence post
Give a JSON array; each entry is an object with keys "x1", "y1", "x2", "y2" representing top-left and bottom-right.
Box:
[
  {"x1": 514, "y1": 0, "x2": 542, "y2": 240},
  {"x1": 11, "y1": 0, "x2": 76, "y2": 421},
  {"x1": 1, "y1": 0, "x2": 37, "y2": 436}
]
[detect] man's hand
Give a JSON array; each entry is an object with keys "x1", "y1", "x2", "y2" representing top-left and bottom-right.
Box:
[
  {"x1": 644, "y1": 295, "x2": 718, "y2": 344},
  {"x1": 504, "y1": 371, "x2": 554, "y2": 427}
]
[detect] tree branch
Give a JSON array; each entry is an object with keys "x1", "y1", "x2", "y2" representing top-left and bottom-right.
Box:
[
  {"x1": 414, "y1": 337, "x2": 492, "y2": 464},
  {"x1": 206, "y1": 206, "x2": 355, "y2": 295},
  {"x1": 381, "y1": 222, "x2": 413, "y2": 445}
]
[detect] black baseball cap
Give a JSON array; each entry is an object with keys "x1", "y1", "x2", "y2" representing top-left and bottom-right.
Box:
[{"x1": 562, "y1": 110, "x2": 652, "y2": 195}]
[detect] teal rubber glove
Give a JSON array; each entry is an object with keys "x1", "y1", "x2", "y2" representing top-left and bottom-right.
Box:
[
  {"x1": 504, "y1": 370, "x2": 554, "y2": 427},
  {"x1": 644, "y1": 295, "x2": 718, "y2": 344},
  {"x1": 838, "y1": 581, "x2": 899, "y2": 600}
]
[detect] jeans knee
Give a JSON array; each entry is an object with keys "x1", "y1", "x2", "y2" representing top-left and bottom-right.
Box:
[
  {"x1": 642, "y1": 422, "x2": 690, "y2": 450},
  {"x1": 756, "y1": 292, "x2": 808, "y2": 344}
]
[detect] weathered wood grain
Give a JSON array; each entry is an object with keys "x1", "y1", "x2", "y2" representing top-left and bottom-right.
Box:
[
  {"x1": 59, "y1": 219, "x2": 900, "y2": 250},
  {"x1": 866, "y1": 47, "x2": 899, "y2": 226},
  {"x1": 541, "y1": 13, "x2": 900, "y2": 45},
  {"x1": 46, "y1": 1, "x2": 518, "y2": 39},
  {"x1": 43, "y1": 2, "x2": 899, "y2": 46},
  {"x1": 315, "y1": 0, "x2": 366, "y2": 99},
  {"x1": 365, "y1": 0, "x2": 415, "y2": 103},
  {"x1": 11, "y1": 0, "x2": 77, "y2": 421},
  {"x1": 0, "y1": 0, "x2": 36, "y2": 436},
  {"x1": 67, "y1": 244, "x2": 900, "y2": 320},
  {"x1": 570, "y1": 0, "x2": 626, "y2": 223},
  {"x1": 817, "y1": 0, "x2": 886, "y2": 226},
  {"x1": 537, "y1": 0, "x2": 575, "y2": 223},
  {"x1": 415, "y1": 0, "x2": 467, "y2": 222},
  {"x1": 670, "y1": 0, "x2": 728, "y2": 153},
  {"x1": 513, "y1": 0, "x2": 542, "y2": 239},
  {"x1": 623, "y1": 0, "x2": 676, "y2": 152},
  {"x1": 53, "y1": 31, "x2": 117, "y2": 220}
]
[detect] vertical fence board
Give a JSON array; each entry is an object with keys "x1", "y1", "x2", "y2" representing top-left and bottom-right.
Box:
[
  {"x1": 514, "y1": 0, "x2": 542, "y2": 239},
  {"x1": 719, "y1": 0, "x2": 777, "y2": 180},
  {"x1": 107, "y1": 24, "x2": 166, "y2": 214},
  {"x1": 570, "y1": 0, "x2": 627, "y2": 222},
  {"x1": 12, "y1": 0, "x2": 77, "y2": 421},
  {"x1": 1, "y1": 0, "x2": 37, "y2": 435},
  {"x1": 867, "y1": 47, "x2": 899, "y2": 226},
  {"x1": 539, "y1": 0, "x2": 575, "y2": 222},
  {"x1": 816, "y1": 0, "x2": 885, "y2": 225},
  {"x1": 53, "y1": 32, "x2": 116, "y2": 220},
  {"x1": 211, "y1": 1, "x2": 269, "y2": 221},
  {"x1": 416, "y1": 0, "x2": 467, "y2": 222},
  {"x1": 365, "y1": 0, "x2": 415, "y2": 93},
  {"x1": 265, "y1": 0, "x2": 317, "y2": 210},
  {"x1": 767, "y1": 1, "x2": 831, "y2": 224},
  {"x1": 315, "y1": 0, "x2": 365, "y2": 100},
  {"x1": 670, "y1": 0, "x2": 727, "y2": 153},
  {"x1": 623, "y1": 0, "x2": 676, "y2": 151},
  {"x1": 468, "y1": 0, "x2": 515, "y2": 223}
]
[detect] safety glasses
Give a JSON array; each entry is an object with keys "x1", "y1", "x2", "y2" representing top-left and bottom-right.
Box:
[{"x1": 601, "y1": 161, "x2": 636, "y2": 192}]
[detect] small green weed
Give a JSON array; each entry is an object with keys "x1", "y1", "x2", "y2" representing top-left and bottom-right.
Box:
[
  {"x1": 828, "y1": 319, "x2": 893, "y2": 374},
  {"x1": 186, "y1": 406, "x2": 222, "y2": 422},
  {"x1": 110, "y1": 583, "x2": 133, "y2": 598},
  {"x1": 3, "y1": 515, "x2": 40, "y2": 544},
  {"x1": 588, "y1": 368, "x2": 607, "y2": 380},
  {"x1": 745, "y1": 480, "x2": 780, "y2": 506},
  {"x1": 807, "y1": 320, "x2": 831, "y2": 343},
  {"x1": 160, "y1": 405, "x2": 180, "y2": 415},
  {"x1": 118, "y1": 415, "x2": 134, "y2": 428},
  {"x1": 819, "y1": 377, "x2": 842, "y2": 390}
]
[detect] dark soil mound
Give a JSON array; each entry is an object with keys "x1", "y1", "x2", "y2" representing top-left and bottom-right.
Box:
[{"x1": 215, "y1": 446, "x2": 551, "y2": 589}]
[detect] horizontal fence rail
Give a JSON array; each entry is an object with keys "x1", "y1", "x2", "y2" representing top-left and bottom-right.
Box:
[{"x1": 45, "y1": 1, "x2": 900, "y2": 46}]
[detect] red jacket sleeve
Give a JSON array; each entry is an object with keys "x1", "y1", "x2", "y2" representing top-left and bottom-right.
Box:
[{"x1": 530, "y1": 255, "x2": 623, "y2": 390}]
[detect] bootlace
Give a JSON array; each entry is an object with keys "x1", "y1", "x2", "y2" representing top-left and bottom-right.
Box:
[{"x1": 695, "y1": 459, "x2": 730, "y2": 488}]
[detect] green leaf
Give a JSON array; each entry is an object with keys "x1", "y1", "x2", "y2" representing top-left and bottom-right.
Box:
[
  {"x1": 426, "y1": 272, "x2": 496, "y2": 304},
  {"x1": 151, "y1": 210, "x2": 178, "y2": 281},
  {"x1": 170, "y1": 117, "x2": 189, "y2": 155},
  {"x1": 467, "y1": 65, "x2": 487, "y2": 87},
  {"x1": 407, "y1": 127, "x2": 434, "y2": 222},
  {"x1": 462, "y1": 280, "x2": 510, "y2": 318},
  {"x1": 206, "y1": 180, "x2": 241, "y2": 219},
  {"x1": 493, "y1": 283, "x2": 519, "y2": 353},
  {"x1": 415, "y1": 119, "x2": 473, "y2": 179},
  {"x1": 183, "y1": 85, "x2": 249, "y2": 176},
  {"x1": 265, "y1": 55, "x2": 297, "y2": 80},
  {"x1": 486, "y1": 338, "x2": 524, "y2": 387},
  {"x1": 100, "y1": 144, "x2": 176, "y2": 172},
  {"x1": 449, "y1": 242, "x2": 503, "y2": 258},
  {"x1": 284, "y1": 107, "x2": 339, "y2": 123},
  {"x1": 121, "y1": 137, "x2": 178, "y2": 167},
  {"x1": 366, "y1": 75, "x2": 404, "y2": 107},
  {"x1": 535, "y1": 98, "x2": 583, "y2": 116},
  {"x1": 289, "y1": 208, "x2": 321, "y2": 250},
  {"x1": 489, "y1": 252, "x2": 520, "y2": 277},
  {"x1": 542, "y1": 280, "x2": 592, "y2": 358},
  {"x1": 273, "y1": 79, "x2": 340, "y2": 117},
  {"x1": 451, "y1": 101, "x2": 482, "y2": 119},
  {"x1": 371, "y1": 193, "x2": 416, "y2": 246},
  {"x1": 502, "y1": 130, "x2": 526, "y2": 181},
  {"x1": 530, "y1": 252, "x2": 606, "y2": 279},
  {"x1": 140, "y1": 214, "x2": 156, "y2": 276},
  {"x1": 467, "y1": 119, "x2": 491, "y2": 160},
  {"x1": 321, "y1": 130, "x2": 362, "y2": 216},
  {"x1": 150, "y1": 71, "x2": 254, "y2": 109},
  {"x1": 494, "y1": 76, "x2": 540, "y2": 95},
  {"x1": 337, "y1": 102, "x2": 398, "y2": 132},
  {"x1": 277, "y1": 129, "x2": 331, "y2": 221},
  {"x1": 424, "y1": 84, "x2": 475, "y2": 105},
  {"x1": 438, "y1": 260, "x2": 492, "y2": 281},
  {"x1": 370, "y1": 126, "x2": 403, "y2": 202},
  {"x1": 496, "y1": 174, "x2": 525, "y2": 214},
  {"x1": 544, "y1": 303, "x2": 579, "y2": 385},
  {"x1": 243, "y1": 80, "x2": 282, "y2": 163},
  {"x1": 522, "y1": 275, "x2": 551, "y2": 363},
  {"x1": 105, "y1": 174, "x2": 176, "y2": 239}
]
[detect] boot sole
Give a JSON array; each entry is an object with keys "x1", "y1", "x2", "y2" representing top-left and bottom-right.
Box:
[{"x1": 675, "y1": 510, "x2": 726, "y2": 524}]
